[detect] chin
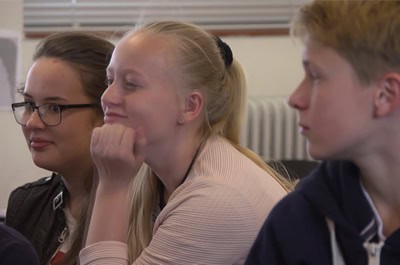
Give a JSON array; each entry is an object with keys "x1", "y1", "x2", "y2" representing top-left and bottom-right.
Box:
[
  {"x1": 31, "y1": 156, "x2": 56, "y2": 172},
  {"x1": 309, "y1": 148, "x2": 341, "y2": 161},
  {"x1": 33, "y1": 161, "x2": 54, "y2": 172},
  {"x1": 308, "y1": 147, "x2": 328, "y2": 161}
]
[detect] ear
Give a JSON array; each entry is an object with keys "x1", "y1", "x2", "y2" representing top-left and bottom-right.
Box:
[
  {"x1": 374, "y1": 73, "x2": 400, "y2": 117},
  {"x1": 182, "y1": 90, "x2": 204, "y2": 122}
]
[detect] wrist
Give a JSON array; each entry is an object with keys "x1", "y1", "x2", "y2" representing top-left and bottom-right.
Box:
[{"x1": 96, "y1": 181, "x2": 131, "y2": 198}]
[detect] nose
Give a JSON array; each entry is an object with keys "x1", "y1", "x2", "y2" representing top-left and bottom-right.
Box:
[
  {"x1": 101, "y1": 81, "x2": 122, "y2": 108},
  {"x1": 25, "y1": 110, "x2": 46, "y2": 129},
  {"x1": 288, "y1": 79, "x2": 309, "y2": 111}
]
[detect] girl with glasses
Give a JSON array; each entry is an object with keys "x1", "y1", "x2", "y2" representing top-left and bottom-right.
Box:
[{"x1": 6, "y1": 32, "x2": 114, "y2": 265}]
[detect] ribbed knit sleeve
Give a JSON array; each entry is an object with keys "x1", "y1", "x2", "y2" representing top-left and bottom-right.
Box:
[
  {"x1": 79, "y1": 135, "x2": 287, "y2": 265},
  {"x1": 80, "y1": 241, "x2": 128, "y2": 265}
]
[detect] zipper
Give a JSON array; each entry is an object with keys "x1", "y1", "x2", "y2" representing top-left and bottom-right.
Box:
[
  {"x1": 47, "y1": 227, "x2": 69, "y2": 264},
  {"x1": 364, "y1": 241, "x2": 384, "y2": 265},
  {"x1": 58, "y1": 227, "x2": 69, "y2": 243}
]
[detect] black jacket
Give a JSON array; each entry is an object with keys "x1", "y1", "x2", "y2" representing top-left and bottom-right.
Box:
[
  {"x1": 245, "y1": 160, "x2": 400, "y2": 265},
  {"x1": 6, "y1": 173, "x2": 67, "y2": 265}
]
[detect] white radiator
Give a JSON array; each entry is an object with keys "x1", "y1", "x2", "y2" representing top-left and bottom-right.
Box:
[{"x1": 241, "y1": 96, "x2": 311, "y2": 161}]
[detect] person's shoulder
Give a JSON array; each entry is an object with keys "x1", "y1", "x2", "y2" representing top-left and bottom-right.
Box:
[
  {"x1": 266, "y1": 188, "x2": 321, "y2": 230},
  {"x1": 160, "y1": 181, "x2": 264, "y2": 255},
  {"x1": 268, "y1": 190, "x2": 308, "y2": 220},
  {"x1": 0, "y1": 224, "x2": 40, "y2": 265},
  {"x1": 12, "y1": 173, "x2": 62, "y2": 191},
  {"x1": 177, "y1": 179, "x2": 248, "y2": 204},
  {"x1": 246, "y1": 189, "x2": 332, "y2": 265},
  {"x1": 6, "y1": 173, "x2": 64, "y2": 223},
  {"x1": 263, "y1": 187, "x2": 329, "y2": 241},
  {"x1": 8, "y1": 173, "x2": 63, "y2": 201},
  {"x1": 172, "y1": 179, "x2": 258, "y2": 218},
  {"x1": 0, "y1": 224, "x2": 29, "y2": 243}
]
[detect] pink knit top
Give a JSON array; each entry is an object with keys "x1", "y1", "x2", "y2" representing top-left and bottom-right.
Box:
[{"x1": 80, "y1": 135, "x2": 287, "y2": 265}]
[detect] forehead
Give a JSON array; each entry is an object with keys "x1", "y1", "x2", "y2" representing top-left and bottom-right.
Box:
[
  {"x1": 303, "y1": 38, "x2": 332, "y2": 58},
  {"x1": 24, "y1": 57, "x2": 86, "y2": 100},
  {"x1": 302, "y1": 39, "x2": 347, "y2": 68},
  {"x1": 109, "y1": 32, "x2": 179, "y2": 74}
]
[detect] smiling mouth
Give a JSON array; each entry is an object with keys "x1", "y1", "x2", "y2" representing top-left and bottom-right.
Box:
[
  {"x1": 30, "y1": 140, "x2": 52, "y2": 149},
  {"x1": 104, "y1": 113, "x2": 127, "y2": 123}
]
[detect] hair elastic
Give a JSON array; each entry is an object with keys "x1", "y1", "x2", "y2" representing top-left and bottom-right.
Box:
[{"x1": 215, "y1": 36, "x2": 233, "y2": 67}]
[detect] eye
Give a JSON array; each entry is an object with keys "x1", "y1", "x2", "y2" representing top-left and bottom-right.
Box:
[
  {"x1": 45, "y1": 104, "x2": 61, "y2": 113},
  {"x1": 306, "y1": 70, "x2": 320, "y2": 83},
  {"x1": 105, "y1": 77, "x2": 114, "y2": 86},
  {"x1": 125, "y1": 81, "x2": 140, "y2": 90},
  {"x1": 311, "y1": 71, "x2": 319, "y2": 79}
]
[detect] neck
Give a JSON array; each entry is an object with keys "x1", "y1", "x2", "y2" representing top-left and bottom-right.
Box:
[
  {"x1": 151, "y1": 136, "x2": 204, "y2": 198},
  {"x1": 356, "y1": 156, "x2": 400, "y2": 236},
  {"x1": 60, "y1": 168, "x2": 93, "y2": 220},
  {"x1": 160, "y1": 141, "x2": 203, "y2": 208},
  {"x1": 357, "y1": 156, "x2": 400, "y2": 205}
]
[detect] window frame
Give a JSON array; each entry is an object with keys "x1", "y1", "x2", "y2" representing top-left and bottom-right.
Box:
[{"x1": 23, "y1": 0, "x2": 307, "y2": 37}]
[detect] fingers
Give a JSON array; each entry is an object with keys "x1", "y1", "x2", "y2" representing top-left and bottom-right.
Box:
[
  {"x1": 90, "y1": 124, "x2": 143, "y2": 186},
  {"x1": 120, "y1": 126, "x2": 135, "y2": 154},
  {"x1": 91, "y1": 124, "x2": 134, "y2": 160}
]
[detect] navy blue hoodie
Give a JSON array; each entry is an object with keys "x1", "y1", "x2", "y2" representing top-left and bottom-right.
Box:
[{"x1": 245, "y1": 160, "x2": 400, "y2": 265}]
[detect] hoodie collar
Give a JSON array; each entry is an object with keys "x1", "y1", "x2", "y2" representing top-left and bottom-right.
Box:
[{"x1": 297, "y1": 160, "x2": 376, "y2": 240}]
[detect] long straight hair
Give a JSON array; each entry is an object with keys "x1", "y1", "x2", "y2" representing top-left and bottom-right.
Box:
[{"x1": 122, "y1": 21, "x2": 293, "y2": 262}]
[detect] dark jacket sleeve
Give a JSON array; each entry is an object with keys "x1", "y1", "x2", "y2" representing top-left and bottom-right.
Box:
[
  {"x1": 245, "y1": 191, "x2": 332, "y2": 265},
  {"x1": 245, "y1": 217, "x2": 284, "y2": 264},
  {"x1": 5, "y1": 176, "x2": 54, "y2": 227},
  {"x1": 0, "y1": 224, "x2": 40, "y2": 265},
  {"x1": 5, "y1": 174, "x2": 67, "y2": 265},
  {"x1": 6, "y1": 182, "x2": 32, "y2": 227}
]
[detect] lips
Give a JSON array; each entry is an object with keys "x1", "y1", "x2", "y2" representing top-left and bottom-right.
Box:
[
  {"x1": 104, "y1": 112, "x2": 127, "y2": 123},
  {"x1": 298, "y1": 123, "x2": 310, "y2": 134},
  {"x1": 30, "y1": 138, "x2": 53, "y2": 149}
]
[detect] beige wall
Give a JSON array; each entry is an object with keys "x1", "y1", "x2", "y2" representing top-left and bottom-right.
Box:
[{"x1": 0, "y1": 0, "x2": 304, "y2": 209}]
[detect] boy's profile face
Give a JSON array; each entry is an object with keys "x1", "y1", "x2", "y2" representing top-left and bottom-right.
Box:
[{"x1": 288, "y1": 38, "x2": 377, "y2": 161}]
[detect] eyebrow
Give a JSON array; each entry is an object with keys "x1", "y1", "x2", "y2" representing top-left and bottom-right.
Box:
[
  {"x1": 302, "y1": 60, "x2": 322, "y2": 73},
  {"x1": 106, "y1": 67, "x2": 147, "y2": 83},
  {"x1": 23, "y1": 93, "x2": 67, "y2": 102}
]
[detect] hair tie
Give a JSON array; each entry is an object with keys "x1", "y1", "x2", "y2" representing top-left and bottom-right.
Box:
[{"x1": 215, "y1": 36, "x2": 233, "y2": 67}]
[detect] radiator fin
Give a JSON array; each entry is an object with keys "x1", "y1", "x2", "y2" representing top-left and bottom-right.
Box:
[{"x1": 241, "y1": 97, "x2": 311, "y2": 161}]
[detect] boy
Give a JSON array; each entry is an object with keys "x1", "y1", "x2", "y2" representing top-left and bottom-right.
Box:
[{"x1": 245, "y1": 1, "x2": 400, "y2": 264}]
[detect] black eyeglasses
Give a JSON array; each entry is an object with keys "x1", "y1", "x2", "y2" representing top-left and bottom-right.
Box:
[{"x1": 11, "y1": 102, "x2": 100, "y2": 126}]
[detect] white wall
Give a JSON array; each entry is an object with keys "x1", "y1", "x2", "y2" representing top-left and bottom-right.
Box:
[
  {"x1": 0, "y1": 0, "x2": 51, "y2": 211},
  {"x1": 0, "y1": 0, "x2": 304, "y2": 209}
]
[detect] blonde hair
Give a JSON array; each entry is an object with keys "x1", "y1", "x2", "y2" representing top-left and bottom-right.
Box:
[
  {"x1": 291, "y1": 0, "x2": 400, "y2": 85},
  {"x1": 124, "y1": 21, "x2": 292, "y2": 261}
]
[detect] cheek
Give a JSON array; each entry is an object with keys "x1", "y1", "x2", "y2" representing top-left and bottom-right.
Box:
[
  {"x1": 307, "y1": 101, "x2": 340, "y2": 143},
  {"x1": 21, "y1": 127, "x2": 31, "y2": 144},
  {"x1": 92, "y1": 113, "x2": 105, "y2": 127},
  {"x1": 125, "y1": 104, "x2": 147, "y2": 129},
  {"x1": 61, "y1": 114, "x2": 99, "y2": 139},
  {"x1": 126, "y1": 101, "x2": 177, "y2": 135},
  {"x1": 60, "y1": 124, "x2": 94, "y2": 150}
]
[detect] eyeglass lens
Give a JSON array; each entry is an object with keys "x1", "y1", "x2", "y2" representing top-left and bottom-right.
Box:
[{"x1": 13, "y1": 103, "x2": 61, "y2": 126}]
